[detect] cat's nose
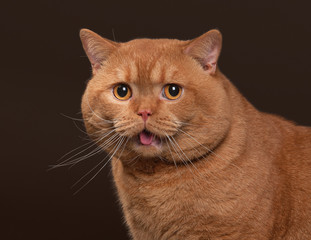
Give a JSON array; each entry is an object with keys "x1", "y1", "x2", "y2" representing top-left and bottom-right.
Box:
[{"x1": 137, "y1": 110, "x2": 152, "y2": 122}]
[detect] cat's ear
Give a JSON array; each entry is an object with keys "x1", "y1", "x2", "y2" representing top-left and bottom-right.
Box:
[
  {"x1": 80, "y1": 28, "x2": 119, "y2": 74},
  {"x1": 184, "y1": 30, "x2": 222, "y2": 74}
]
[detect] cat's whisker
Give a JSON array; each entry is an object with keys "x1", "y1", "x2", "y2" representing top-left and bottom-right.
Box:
[
  {"x1": 170, "y1": 135, "x2": 206, "y2": 179},
  {"x1": 111, "y1": 149, "x2": 141, "y2": 169},
  {"x1": 174, "y1": 117, "x2": 218, "y2": 125},
  {"x1": 166, "y1": 135, "x2": 183, "y2": 163},
  {"x1": 127, "y1": 154, "x2": 141, "y2": 165},
  {"x1": 60, "y1": 113, "x2": 86, "y2": 122},
  {"x1": 166, "y1": 135, "x2": 198, "y2": 178},
  {"x1": 88, "y1": 126, "x2": 118, "y2": 139},
  {"x1": 164, "y1": 134, "x2": 178, "y2": 170},
  {"x1": 50, "y1": 130, "x2": 117, "y2": 169},
  {"x1": 53, "y1": 145, "x2": 103, "y2": 169},
  {"x1": 72, "y1": 120, "x2": 92, "y2": 137},
  {"x1": 73, "y1": 136, "x2": 127, "y2": 195},
  {"x1": 98, "y1": 132, "x2": 120, "y2": 149},
  {"x1": 178, "y1": 129, "x2": 244, "y2": 174},
  {"x1": 67, "y1": 132, "x2": 121, "y2": 168},
  {"x1": 64, "y1": 130, "x2": 116, "y2": 164},
  {"x1": 57, "y1": 139, "x2": 96, "y2": 162},
  {"x1": 50, "y1": 142, "x2": 103, "y2": 169},
  {"x1": 179, "y1": 134, "x2": 221, "y2": 180},
  {"x1": 54, "y1": 114, "x2": 115, "y2": 165},
  {"x1": 72, "y1": 135, "x2": 125, "y2": 186}
]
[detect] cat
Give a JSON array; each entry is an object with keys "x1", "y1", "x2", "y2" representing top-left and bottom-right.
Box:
[{"x1": 79, "y1": 28, "x2": 311, "y2": 240}]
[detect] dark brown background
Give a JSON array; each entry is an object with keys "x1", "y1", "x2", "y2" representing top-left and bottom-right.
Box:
[{"x1": 2, "y1": 0, "x2": 311, "y2": 239}]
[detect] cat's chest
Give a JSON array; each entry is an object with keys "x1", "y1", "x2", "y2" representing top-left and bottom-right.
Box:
[
  {"x1": 112, "y1": 159, "x2": 273, "y2": 239},
  {"x1": 120, "y1": 175, "x2": 203, "y2": 239},
  {"x1": 113, "y1": 162, "x2": 237, "y2": 239}
]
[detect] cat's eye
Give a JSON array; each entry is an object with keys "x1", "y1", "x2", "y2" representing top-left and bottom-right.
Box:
[
  {"x1": 113, "y1": 84, "x2": 132, "y2": 100},
  {"x1": 163, "y1": 84, "x2": 182, "y2": 100}
]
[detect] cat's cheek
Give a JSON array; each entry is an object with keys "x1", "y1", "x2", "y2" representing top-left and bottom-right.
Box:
[
  {"x1": 169, "y1": 100, "x2": 197, "y2": 123},
  {"x1": 97, "y1": 92, "x2": 128, "y2": 119}
]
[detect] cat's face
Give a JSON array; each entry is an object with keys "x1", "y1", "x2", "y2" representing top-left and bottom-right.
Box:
[{"x1": 80, "y1": 29, "x2": 232, "y2": 165}]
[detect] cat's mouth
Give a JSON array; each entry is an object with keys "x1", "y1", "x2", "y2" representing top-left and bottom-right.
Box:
[{"x1": 138, "y1": 130, "x2": 161, "y2": 146}]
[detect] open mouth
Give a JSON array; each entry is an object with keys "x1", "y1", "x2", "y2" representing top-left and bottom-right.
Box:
[{"x1": 138, "y1": 130, "x2": 161, "y2": 146}]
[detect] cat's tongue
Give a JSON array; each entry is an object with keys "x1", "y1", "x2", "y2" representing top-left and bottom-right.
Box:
[{"x1": 139, "y1": 130, "x2": 153, "y2": 145}]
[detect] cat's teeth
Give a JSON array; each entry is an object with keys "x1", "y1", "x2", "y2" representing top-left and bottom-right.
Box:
[{"x1": 139, "y1": 130, "x2": 154, "y2": 145}]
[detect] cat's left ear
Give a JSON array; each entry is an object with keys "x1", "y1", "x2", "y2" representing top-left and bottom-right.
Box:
[
  {"x1": 184, "y1": 30, "x2": 222, "y2": 74},
  {"x1": 80, "y1": 28, "x2": 119, "y2": 74}
]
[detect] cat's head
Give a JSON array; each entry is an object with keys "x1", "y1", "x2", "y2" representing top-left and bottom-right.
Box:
[{"x1": 80, "y1": 29, "x2": 232, "y2": 165}]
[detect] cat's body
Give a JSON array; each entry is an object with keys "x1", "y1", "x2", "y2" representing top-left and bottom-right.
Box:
[
  {"x1": 112, "y1": 90, "x2": 311, "y2": 240},
  {"x1": 79, "y1": 29, "x2": 311, "y2": 239}
]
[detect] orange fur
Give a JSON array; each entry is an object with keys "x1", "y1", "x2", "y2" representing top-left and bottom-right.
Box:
[{"x1": 80, "y1": 29, "x2": 311, "y2": 239}]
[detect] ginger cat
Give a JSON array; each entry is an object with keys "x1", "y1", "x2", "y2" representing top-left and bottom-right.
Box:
[{"x1": 79, "y1": 28, "x2": 311, "y2": 240}]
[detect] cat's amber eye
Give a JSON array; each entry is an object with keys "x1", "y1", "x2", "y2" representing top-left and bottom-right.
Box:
[
  {"x1": 113, "y1": 84, "x2": 132, "y2": 101},
  {"x1": 163, "y1": 84, "x2": 182, "y2": 100}
]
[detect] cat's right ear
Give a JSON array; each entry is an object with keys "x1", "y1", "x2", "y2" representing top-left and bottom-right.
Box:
[
  {"x1": 184, "y1": 30, "x2": 222, "y2": 74},
  {"x1": 79, "y1": 29, "x2": 119, "y2": 74}
]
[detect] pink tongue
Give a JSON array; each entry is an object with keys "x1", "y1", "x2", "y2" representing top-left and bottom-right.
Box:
[{"x1": 139, "y1": 131, "x2": 153, "y2": 145}]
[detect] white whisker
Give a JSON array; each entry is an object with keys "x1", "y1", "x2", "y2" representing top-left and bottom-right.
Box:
[
  {"x1": 170, "y1": 135, "x2": 205, "y2": 179},
  {"x1": 73, "y1": 136, "x2": 126, "y2": 195},
  {"x1": 50, "y1": 130, "x2": 117, "y2": 169},
  {"x1": 164, "y1": 135, "x2": 178, "y2": 170},
  {"x1": 178, "y1": 128, "x2": 244, "y2": 173}
]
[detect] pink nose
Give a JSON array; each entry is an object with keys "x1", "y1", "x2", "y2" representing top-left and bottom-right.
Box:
[{"x1": 137, "y1": 110, "x2": 152, "y2": 122}]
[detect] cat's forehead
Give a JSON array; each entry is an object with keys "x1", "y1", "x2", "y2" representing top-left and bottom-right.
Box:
[
  {"x1": 114, "y1": 56, "x2": 179, "y2": 85},
  {"x1": 113, "y1": 39, "x2": 186, "y2": 84},
  {"x1": 123, "y1": 38, "x2": 184, "y2": 51}
]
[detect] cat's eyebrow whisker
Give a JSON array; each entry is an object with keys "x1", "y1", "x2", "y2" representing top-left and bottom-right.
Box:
[{"x1": 73, "y1": 136, "x2": 127, "y2": 195}]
